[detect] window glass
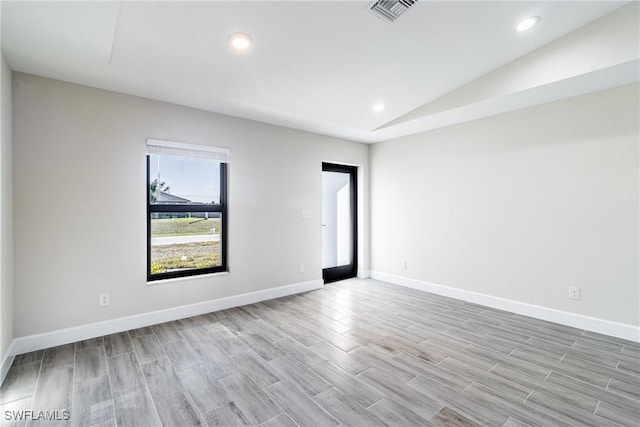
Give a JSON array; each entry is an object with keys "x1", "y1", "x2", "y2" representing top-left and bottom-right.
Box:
[
  {"x1": 147, "y1": 141, "x2": 227, "y2": 281},
  {"x1": 150, "y1": 212, "x2": 223, "y2": 275},
  {"x1": 149, "y1": 154, "x2": 221, "y2": 205}
]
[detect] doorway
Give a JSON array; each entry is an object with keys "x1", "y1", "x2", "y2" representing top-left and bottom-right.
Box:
[{"x1": 322, "y1": 163, "x2": 357, "y2": 283}]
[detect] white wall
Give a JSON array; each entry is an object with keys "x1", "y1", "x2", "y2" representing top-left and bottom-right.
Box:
[
  {"x1": 12, "y1": 73, "x2": 369, "y2": 338},
  {"x1": 9, "y1": 72, "x2": 638, "y2": 343},
  {"x1": 0, "y1": 53, "x2": 14, "y2": 368},
  {"x1": 370, "y1": 83, "x2": 639, "y2": 327}
]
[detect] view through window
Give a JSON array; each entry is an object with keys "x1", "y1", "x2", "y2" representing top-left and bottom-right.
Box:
[{"x1": 147, "y1": 140, "x2": 228, "y2": 280}]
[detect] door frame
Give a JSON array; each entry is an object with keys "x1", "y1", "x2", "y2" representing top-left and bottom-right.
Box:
[{"x1": 322, "y1": 162, "x2": 358, "y2": 284}]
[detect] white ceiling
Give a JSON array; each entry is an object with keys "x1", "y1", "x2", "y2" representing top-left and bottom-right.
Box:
[{"x1": 0, "y1": 1, "x2": 633, "y2": 143}]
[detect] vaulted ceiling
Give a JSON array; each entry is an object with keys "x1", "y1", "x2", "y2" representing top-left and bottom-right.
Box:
[{"x1": 2, "y1": 1, "x2": 637, "y2": 142}]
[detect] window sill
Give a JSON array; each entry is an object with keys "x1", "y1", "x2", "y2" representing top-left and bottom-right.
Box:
[{"x1": 146, "y1": 271, "x2": 229, "y2": 286}]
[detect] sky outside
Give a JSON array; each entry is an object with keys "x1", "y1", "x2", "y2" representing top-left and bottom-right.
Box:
[{"x1": 149, "y1": 154, "x2": 221, "y2": 204}]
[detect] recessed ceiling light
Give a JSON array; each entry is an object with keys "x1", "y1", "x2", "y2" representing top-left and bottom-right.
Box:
[
  {"x1": 229, "y1": 33, "x2": 253, "y2": 51},
  {"x1": 373, "y1": 103, "x2": 386, "y2": 112},
  {"x1": 516, "y1": 16, "x2": 540, "y2": 32}
]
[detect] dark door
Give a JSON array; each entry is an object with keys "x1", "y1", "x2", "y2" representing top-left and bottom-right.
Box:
[{"x1": 322, "y1": 163, "x2": 357, "y2": 283}]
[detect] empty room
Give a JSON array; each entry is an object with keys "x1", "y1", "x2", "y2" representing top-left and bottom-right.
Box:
[{"x1": 0, "y1": 1, "x2": 638, "y2": 426}]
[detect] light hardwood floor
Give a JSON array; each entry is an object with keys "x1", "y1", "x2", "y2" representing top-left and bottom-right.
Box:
[{"x1": 1, "y1": 279, "x2": 639, "y2": 426}]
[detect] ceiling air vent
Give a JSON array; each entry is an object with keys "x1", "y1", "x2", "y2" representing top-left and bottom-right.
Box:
[{"x1": 368, "y1": 0, "x2": 417, "y2": 23}]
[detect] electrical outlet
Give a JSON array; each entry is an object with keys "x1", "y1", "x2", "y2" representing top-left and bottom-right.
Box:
[
  {"x1": 299, "y1": 264, "x2": 305, "y2": 273},
  {"x1": 568, "y1": 287, "x2": 580, "y2": 300},
  {"x1": 99, "y1": 293, "x2": 110, "y2": 306},
  {"x1": 401, "y1": 259, "x2": 407, "y2": 269}
]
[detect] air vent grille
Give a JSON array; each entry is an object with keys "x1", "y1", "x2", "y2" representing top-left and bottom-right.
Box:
[{"x1": 368, "y1": 0, "x2": 417, "y2": 23}]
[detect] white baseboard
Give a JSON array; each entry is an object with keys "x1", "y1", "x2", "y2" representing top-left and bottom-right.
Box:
[
  {"x1": 357, "y1": 269, "x2": 371, "y2": 279},
  {"x1": 370, "y1": 271, "x2": 640, "y2": 343},
  {"x1": 8, "y1": 279, "x2": 323, "y2": 359}
]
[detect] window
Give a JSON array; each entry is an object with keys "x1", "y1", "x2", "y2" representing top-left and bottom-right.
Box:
[{"x1": 146, "y1": 139, "x2": 228, "y2": 281}]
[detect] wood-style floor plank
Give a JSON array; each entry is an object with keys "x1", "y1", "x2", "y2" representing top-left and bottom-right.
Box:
[
  {"x1": 0, "y1": 362, "x2": 40, "y2": 404},
  {"x1": 71, "y1": 375, "x2": 113, "y2": 427},
  {"x1": 104, "y1": 332, "x2": 133, "y2": 358},
  {"x1": 74, "y1": 347, "x2": 107, "y2": 382},
  {"x1": 359, "y1": 368, "x2": 442, "y2": 420},
  {"x1": 154, "y1": 392, "x2": 203, "y2": 427},
  {"x1": 203, "y1": 401, "x2": 251, "y2": 427},
  {"x1": 32, "y1": 367, "x2": 73, "y2": 412},
  {"x1": 313, "y1": 387, "x2": 386, "y2": 427},
  {"x1": 140, "y1": 358, "x2": 185, "y2": 401},
  {"x1": 107, "y1": 352, "x2": 144, "y2": 391},
  {"x1": 311, "y1": 360, "x2": 385, "y2": 407},
  {"x1": 113, "y1": 385, "x2": 161, "y2": 427},
  {"x1": 269, "y1": 355, "x2": 332, "y2": 397},
  {"x1": 266, "y1": 380, "x2": 339, "y2": 427},
  {"x1": 131, "y1": 335, "x2": 165, "y2": 365},
  {"x1": 162, "y1": 340, "x2": 201, "y2": 372},
  {"x1": 177, "y1": 364, "x2": 231, "y2": 414},
  {"x1": 218, "y1": 373, "x2": 281, "y2": 425},
  {"x1": 368, "y1": 397, "x2": 434, "y2": 426},
  {"x1": 230, "y1": 349, "x2": 281, "y2": 388},
  {"x1": 41, "y1": 344, "x2": 74, "y2": 372}
]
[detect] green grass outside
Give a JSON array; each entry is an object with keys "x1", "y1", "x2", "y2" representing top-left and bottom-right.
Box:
[
  {"x1": 151, "y1": 241, "x2": 221, "y2": 273},
  {"x1": 151, "y1": 217, "x2": 221, "y2": 237}
]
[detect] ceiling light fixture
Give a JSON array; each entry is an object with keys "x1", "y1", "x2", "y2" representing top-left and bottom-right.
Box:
[
  {"x1": 373, "y1": 103, "x2": 386, "y2": 112},
  {"x1": 516, "y1": 16, "x2": 540, "y2": 32},
  {"x1": 229, "y1": 33, "x2": 253, "y2": 51}
]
